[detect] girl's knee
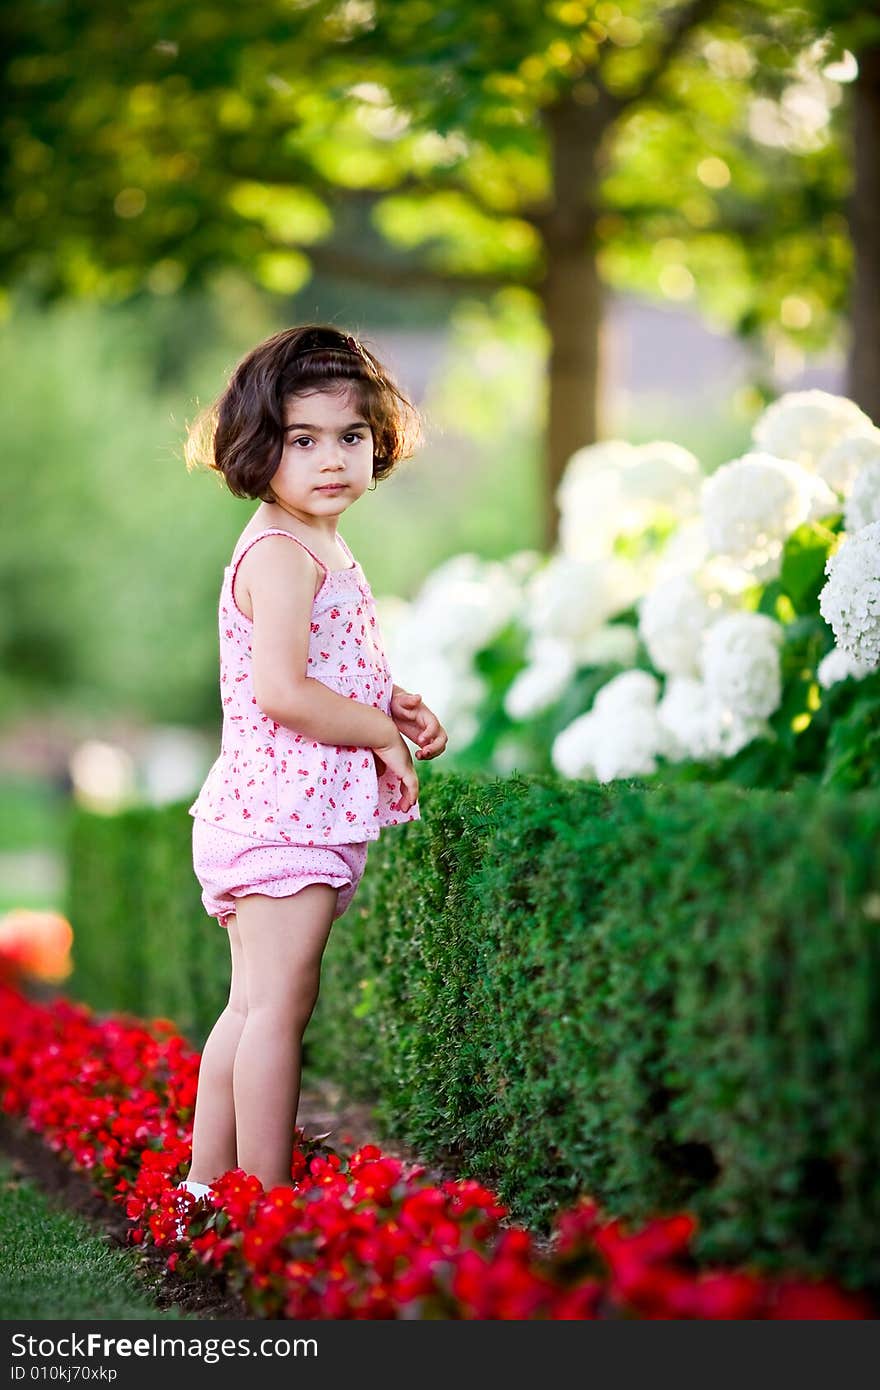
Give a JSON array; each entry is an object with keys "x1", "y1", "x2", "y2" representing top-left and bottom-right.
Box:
[
  {"x1": 245, "y1": 981, "x2": 319, "y2": 1033},
  {"x1": 226, "y1": 915, "x2": 247, "y2": 1016}
]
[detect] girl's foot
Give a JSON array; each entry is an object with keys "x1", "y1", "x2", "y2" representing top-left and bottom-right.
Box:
[
  {"x1": 179, "y1": 1179, "x2": 212, "y2": 1196},
  {"x1": 172, "y1": 1179, "x2": 213, "y2": 1241}
]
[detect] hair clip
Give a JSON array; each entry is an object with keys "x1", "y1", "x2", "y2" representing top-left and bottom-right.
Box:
[{"x1": 298, "y1": 333, "x2": 364, "y2": 358}]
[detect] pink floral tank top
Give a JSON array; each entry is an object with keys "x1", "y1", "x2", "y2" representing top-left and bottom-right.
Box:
[{"x1": 188, "y1": 526, "x2": 421, "y2": 845}]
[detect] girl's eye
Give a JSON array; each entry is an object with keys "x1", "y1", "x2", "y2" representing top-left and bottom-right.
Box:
[{"x1": 291, "y1": 433, "x2": 366, "y2": 446}]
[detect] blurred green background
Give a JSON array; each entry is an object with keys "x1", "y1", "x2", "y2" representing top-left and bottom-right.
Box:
[{"x1": 2, "y1": 0, "x2": 878, "y2": 922}]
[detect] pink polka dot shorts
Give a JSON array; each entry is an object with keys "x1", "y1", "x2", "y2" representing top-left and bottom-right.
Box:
[{"x1": 192, "y1": 817, "x2": 369, "y2": 929}]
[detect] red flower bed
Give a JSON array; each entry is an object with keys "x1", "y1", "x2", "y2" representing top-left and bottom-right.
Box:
[{"x1": 0, "y1": 980, "x2": 872, "y2": 1319}]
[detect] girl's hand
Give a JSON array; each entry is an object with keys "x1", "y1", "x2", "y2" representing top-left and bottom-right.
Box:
[
  {"x1": 373, "y1": 729, "x2": 419, "y2": 813},
  {"x1": 390, "y1": 688, "x2": 448, "y2": 760}
]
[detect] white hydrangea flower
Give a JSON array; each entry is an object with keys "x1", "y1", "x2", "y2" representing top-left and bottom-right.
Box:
[
  {"x1": 557, "y1": 439, "x2": 636, "y2": 510},
  {"x1": 844, "y1": 456, "x2": 880, "y2": 533},
  {"x1": 397, "y1": 649, "x2": 485, "y2": 735},
  {"x1": 653, "y1": 514, "x2": 712, "y2": 579},
  {"x1": 551, "y1": 709, "x2": 602, "y2": 779},
  {"x1": 378, "y1": 604, "x2": 430, "y2": 667},
  {"x1": 700, "y1": 612, "x2": 784, "y2": 720},
  {"x1": 375, "y1": 551, "x2": 526, "y2": 757},
  {"x1": 701, "y1": 451, "x2": 837, "y2": 581},
  {"x1": 574, "y1": 622, "x2": 640, "y2": 668},
  {"x1": 557, "y1": 438, "x2": 701, "y2": 563},
  {"x1": 551, "y1": 668, "x2": 663, "y2": 783},
  {"x1": 592, "y1": 668, "x2": 661, "y2": 718},
  {"x1": 523, "y1": 553, "x2": 645, "y2": 645},
  {"x1": 817, "y1": 428, "x2": 880, "y2": 496},
  {"x1": 637, "y1": 574, "x2": 724, "y2": 678},
  {"x1": 618, "y1": 441, "x2": 702, "y2": 510},
  {"x1": 818, "y1": 522, "x2": 880, "y2": 665},
  {"x1": 656, "y1": 676, "x2": 768, "y2": 761},
  {"x1": 378, "y1": 601, "x2": 487, "y2": 753},
  {"x1": 653, "y1": 515, "x2": 756, "y2": 596},
  {"x1": 407, "y1": 553, "x2": 522, "y2": 657},
  {"x1": 591, "y1": 713, "x2": 662, "y2": 782},
  {"x1": 655, "y1": 677, "x2": 707, "y2": 759},
  {"x1": 590, "y1": 670, "x2": 663, "y2": 781},
  {"x1": 816, "y1": 643, "x2": 877, "y2": 689},
  {"x1": 752, "y1": 389, "x2": 875, "y2": 472},
  {"x1": 696, "y1": 555, "x2": 759, "y2": 596},
  {"x1": 501, "y1": 549, "x2": 545, "y2": 583},
  {"x1": 503, "y1": 637, "x2": 576, "y2": 720}
]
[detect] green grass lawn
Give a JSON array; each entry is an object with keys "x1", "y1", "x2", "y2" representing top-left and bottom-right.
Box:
[{"x1": 0, "y1": 1154, "x2": 191, "y2": 1321}]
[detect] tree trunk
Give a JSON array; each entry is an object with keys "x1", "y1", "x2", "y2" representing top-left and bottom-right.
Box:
[
  {"x1": 537, "y1": 98, "x2": 605, "y2": 552},
  {"x1": 846, "y1": 40, "x2": 880, "y2": 423},
  {"x1": 538, "y1": 233, "x2": 603, "y2": 552}
]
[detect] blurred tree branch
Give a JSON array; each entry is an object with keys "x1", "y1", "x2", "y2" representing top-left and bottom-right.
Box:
[{"x1": 3, "y1": 0, "x2": 878, "y2": 543}]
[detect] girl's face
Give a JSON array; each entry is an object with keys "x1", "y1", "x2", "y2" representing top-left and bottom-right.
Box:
[{"x1": 269, "y1": 384, "x2": 375, "y2": 524}]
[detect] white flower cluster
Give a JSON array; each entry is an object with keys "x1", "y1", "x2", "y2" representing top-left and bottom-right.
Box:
[
  {"x1": 700, "y1": 451, "x2": 837, "y2": 581},
  {"x1": 844, "y1": 449, "x2": 880, "y2": 532},
  {"x1": 818, "y1": 521, "x2": 880, "y2": 668},
  {"x1": 520, "y1": 552, "x2": 643, "y2": 648},
  {"x1": 652, "y1": 612, "x2": 782, "y2": 762},
  {"x1": 505, "y1": 636, "x2": 575, "y2": 721},
  {"x1": 816, "y1": 643, "x2": 877, "y2": 690},
  {"x1": 548, "y1": 390, "x2": 880, "y2": 782},
  {"x1": 752, "y1": 389, "x2": 877, "y2": 484},
  {"x1": 378, "y1": 551, "x2": 526, "y2": 752},
  {"x1": 552, "y1": 597, "x2": 784, "y2": 776},
  {"x1": 695, "y1": 614, "x2": 781, "y2": 751},
  {"x1": 637, "y1": 573, "x2": 726, "y2": 678},
  {"x1": 504, "y1": 619, "x2": 640, "y2": 722},
  {"x1": 552, "y1": 671, "x2": 663, "y2": 783},
  {"x1": 550, "y1": 606, "x2": 786, "y2": 779},
  {"x1": 557, "y1": 438, "x2": 701, "y2": 564},
  {"x1": 700, "y1": 612, "x2": 783, "y2": 720},
  {"x1": 501, "y1": 549, "x2": 644, "y2": 720},
  {"x1": 822, "y1": 429, "x2": 880, "y2": 497},
  {"x1": 656, "y1": 678, "x2": 764, "y2": 762},
  {"x1": 651, "y1": 515, "x2": 754, "y2": 595},
  {"x1": 388, "y1": 389, "x2": 879, "y2": 784}
]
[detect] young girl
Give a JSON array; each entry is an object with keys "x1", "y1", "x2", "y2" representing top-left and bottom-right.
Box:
[{"x1": 178, "y1": 324, "x2": 447, "y2": 1207}]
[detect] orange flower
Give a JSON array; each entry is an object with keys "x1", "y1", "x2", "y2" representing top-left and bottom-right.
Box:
[{"x1": 0, "y1": 909, "x2": 73, "y2": 982}]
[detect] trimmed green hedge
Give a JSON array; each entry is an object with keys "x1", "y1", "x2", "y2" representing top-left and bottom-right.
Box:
[
  {"x1": 66, "y1": 804, "x2": 230, "y2": 1043},
  {"x1": 64, "y1": 771, "x2": 880, "y2": 1295}
]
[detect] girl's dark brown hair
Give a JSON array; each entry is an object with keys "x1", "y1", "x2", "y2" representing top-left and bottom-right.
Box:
[{"x1": 185, "y1": 323, "x2": 423, "y2": 501}]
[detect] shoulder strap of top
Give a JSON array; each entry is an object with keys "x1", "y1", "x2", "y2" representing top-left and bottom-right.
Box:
[
  {"x1": 230, "y1": 528, "x2": 327, "y2": 606},
  {"x1": 336, "y1": 531, "x2": 356, "y2": 564},
  {"x1": 232, "y1": 527, "x2": 328, "y2": 569}
]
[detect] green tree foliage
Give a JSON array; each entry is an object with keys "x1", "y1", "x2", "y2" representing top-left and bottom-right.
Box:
[
  {"x1": 0, "y1": 3, "x2": 866, "y2": 335},
  {"x1": 4, "y1": 2, "x2": 879, "y2": 541}
]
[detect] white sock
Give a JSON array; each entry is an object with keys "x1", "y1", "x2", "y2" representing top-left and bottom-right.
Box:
[{"x1": 180, "y1": 1179, "x2": 212, "y2": 1198}]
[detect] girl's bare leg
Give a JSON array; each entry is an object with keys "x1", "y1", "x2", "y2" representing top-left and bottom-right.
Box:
[
  {"x1": 232, "y1": 884, "x2": 338, "y2": 1189},
  {"x1": 185, "y1": 913, "x2": 248, "y2": 1185}
]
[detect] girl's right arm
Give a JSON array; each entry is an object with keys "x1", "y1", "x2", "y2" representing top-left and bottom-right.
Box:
[{"x1": 248, "y1": 535, "x2": 399, "y2": 750}]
